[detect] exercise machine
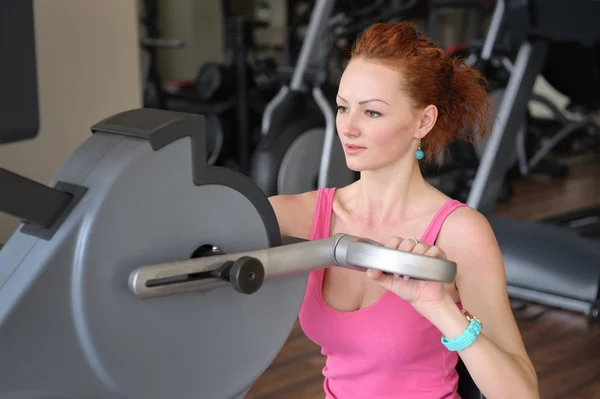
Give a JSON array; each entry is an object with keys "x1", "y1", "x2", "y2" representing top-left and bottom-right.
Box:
[
  {"x1": 140, "y1": 0, "x2": 281, "y2": 174},
  {"x1": 250, "y1": 0, "x2": 355, "y2": 196},
  {"x1": 469, "y1": 0, "x2": 598, "y2": 185},
  {"x1": 515, "y1": 41, "x2": 600, "y2": 180},
  {"x1": 541, "y1": 206, "x2": 600, "y2": 240},
  {"x1": 467, "y1": 0, "x2": 600, "y2": 319}
]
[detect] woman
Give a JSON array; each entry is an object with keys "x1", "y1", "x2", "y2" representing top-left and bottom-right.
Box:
[{"x1": 269, "y1": 22, "x2": 538, "y2": 399}]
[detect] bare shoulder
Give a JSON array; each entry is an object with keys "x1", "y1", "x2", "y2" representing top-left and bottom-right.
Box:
[
  {"x1": 268, "y1": 191, "x2": 319, "y2": 239},
  {"x1": 435, "y1": 205, "x2": 503, "y2": 276},
  {"x1": 438, "y1": 205, "x2": 497, "y2": 241}
]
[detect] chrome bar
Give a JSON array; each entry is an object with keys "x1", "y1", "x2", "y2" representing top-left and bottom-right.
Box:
[{"x1": 129, "y1": 234, "x2": 457, "y2": 299}]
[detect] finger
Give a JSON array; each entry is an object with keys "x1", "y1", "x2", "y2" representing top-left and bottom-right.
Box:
[
  {"x1": 384, "y1": 236, "x2": 402, "y2": 249},
  {"x1": 412, "y1": 242, "x2": 429, "y2": 255},
  {"x1": 366, "y1": 268, "x2": 384, "y2": 279},
  {"x1": 367, "y1": 270, "x2": 395, "y2": 289},
  {"x1": 397, "y1": 237, "x2": 417, "y2": 252},
  {"x1": 424, "y1": 245, "x2": 446, "y2": 259}
]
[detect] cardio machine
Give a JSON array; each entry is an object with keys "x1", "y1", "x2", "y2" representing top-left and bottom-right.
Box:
[
  {"x1": 250, "y1": 0, "x2": 357, "y2": 196},
  {"x1": 467, "y1": 0, "x2": 600, "y2": 319},
  {"x1": 0, "y1": 1, "x2": 484, "y2": 398}
]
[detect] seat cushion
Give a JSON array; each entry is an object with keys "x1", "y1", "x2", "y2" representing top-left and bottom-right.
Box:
[{"x1": 489, "y1": 217, "x2": 600, "y2": 303}]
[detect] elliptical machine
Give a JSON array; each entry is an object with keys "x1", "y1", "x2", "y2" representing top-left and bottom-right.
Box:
[
  {"x1": 250, "y1": 0, "x2": 355, "y2": 196},
  {"x1": 467, "y1": 0, "x2": 600, "y2": 319}
]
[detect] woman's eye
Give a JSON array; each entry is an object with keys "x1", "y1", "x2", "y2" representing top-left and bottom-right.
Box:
[
  {"x1": 366, "y1": 110, "x2": 381, "y2": 118},
  {"x1": 337, "y1": 106, "x2": 347, "y2": 113}
]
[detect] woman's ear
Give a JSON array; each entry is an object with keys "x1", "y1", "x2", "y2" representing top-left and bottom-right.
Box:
[{"x1": 415, "y1": 104, "x2": 438, "y2": 139}]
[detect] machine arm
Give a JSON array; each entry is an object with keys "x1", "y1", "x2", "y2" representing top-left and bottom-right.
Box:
[
  {"x1": 0, "y1": 167, "x2": 73, "y2": 229},
  {"x1": 129, "y1": 233, "x2": 457, "y2": 299}
]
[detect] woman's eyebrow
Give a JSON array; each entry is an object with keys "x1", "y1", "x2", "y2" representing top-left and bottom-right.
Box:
[{"x1": 336, "y1": 95, "x2": 390, "y2": 106}]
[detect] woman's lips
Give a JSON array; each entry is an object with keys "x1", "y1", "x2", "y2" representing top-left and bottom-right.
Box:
[{"x1": 345, "y1": 144, "x2": 366, "y2": 154}]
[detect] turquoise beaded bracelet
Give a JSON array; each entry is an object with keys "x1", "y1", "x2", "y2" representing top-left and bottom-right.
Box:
[{"x1": 441, "y1": 310, "x2": 483, "y2": 352}]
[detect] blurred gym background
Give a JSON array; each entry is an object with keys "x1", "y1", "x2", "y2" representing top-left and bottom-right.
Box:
[
  {"x1": 0, "y1": 2, "x2": 598, "y2": 397},
  {"x1": 2, "y1": 0, "x2": 595, "y2": 242}
]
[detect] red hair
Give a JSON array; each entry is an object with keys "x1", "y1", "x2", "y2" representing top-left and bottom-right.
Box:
[{"x1": 350, "y1": 22, "x2": 492, "y2": 162}]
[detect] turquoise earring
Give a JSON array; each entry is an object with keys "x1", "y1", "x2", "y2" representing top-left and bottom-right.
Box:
[{"x1": 415, "y1": 141, "x2": 424, "y2": 160}]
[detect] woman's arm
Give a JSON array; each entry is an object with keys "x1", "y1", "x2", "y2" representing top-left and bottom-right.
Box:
[
  {"x1": 368, "y1": 206, "x2": 538, "y2": 398},
  {"x1": 268, "y1": 192, "x2": 317, "y2": 239},
  {"x1": 427, "y1": 207, "x2": 539, "y2": 399}
]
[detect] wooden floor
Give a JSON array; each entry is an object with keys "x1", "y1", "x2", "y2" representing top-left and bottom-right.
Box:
[{"x1": 248, "y1": 158, "x2": 600, "y2": 399}]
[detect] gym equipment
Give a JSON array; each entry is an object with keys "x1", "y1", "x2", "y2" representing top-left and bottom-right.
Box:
[
  {"x1": 282, "y1": 0, "x2": 392, "y2": 68},
  {"x1": 251, "y1": 0, "x2": 356, "y2": 196},
  {"x1": 130, "y1": 230, "x2": 457, "y2": 299},
  {"x1": 0, "y1": 108, "x2": 458, "y2": 399},
  {"x1": 427, "y1": 0, "x2": 496, "y2": 50},
  {"x1": 457, "y1": 0, "x2": 520, "y2": 201},
  {"x1": 138, "y1": 0, "x2": 232, "y2": 168},
  {"x1": 541, "y1": 206, "x2": 600, "y2": 240},
  {"x1": 473, "y1": 0, "x2": 598, "y2": 182},
  {"x1": 182, "y1": 1, "x2": 282, "y2": 175},
  {"x1": 0, "y1": 0, "x2": 39, "y2": 145},
  {"x1": 467, "y1": 0, "x2": 600, "y2": 319},
  {"x1": 141, "y1": 0, "x2": 281, "y2": 174},
  {"x1": 139, "y1": 0, "x2": 185, "y2": 110},
  {"x1": 515, "y1": 41, "x2": 600, "y2": 177}
]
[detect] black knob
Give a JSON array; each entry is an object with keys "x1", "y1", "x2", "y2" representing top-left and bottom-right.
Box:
[{"x1": 229, "y1": 256, "x2": 265, "y2": 295}]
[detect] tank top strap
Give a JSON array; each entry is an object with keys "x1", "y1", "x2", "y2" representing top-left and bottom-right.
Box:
[
  {"x1": 308, "y1": 190, "x2": 464, "y2": 244},
  {"x1": 420, "y1": 199, "x2": 467, "y2": 245},
  {"x1": 309, "y1": 188, "x2": 337, "y2": 240}
]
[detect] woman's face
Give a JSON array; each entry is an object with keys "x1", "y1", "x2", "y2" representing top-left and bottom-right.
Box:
[{"x1": 336, "y1": 58, "x2": 422, "y2": 172}]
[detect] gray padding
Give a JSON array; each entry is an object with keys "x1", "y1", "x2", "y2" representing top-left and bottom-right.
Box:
[
  {"x1": 0, "y1": 131, "x2": 307, "y2": 399},
  {"x1": 491, "y1": 218, "x2": 600, "y2": 308}
]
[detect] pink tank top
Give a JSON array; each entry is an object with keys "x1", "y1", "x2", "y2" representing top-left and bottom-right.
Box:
[{"x1": 298, "y1": 187, "x2": 466, "y2": 399}]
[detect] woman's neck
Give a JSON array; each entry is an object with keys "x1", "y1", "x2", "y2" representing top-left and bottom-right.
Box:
[{"x1": 347, "y1": 158, "x2": 432, "y2": 228}]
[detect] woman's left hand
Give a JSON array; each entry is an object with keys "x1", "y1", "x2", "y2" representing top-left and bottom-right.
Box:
[{"x1": 366, "y1": 236, "x2": 449, "y2": 312}]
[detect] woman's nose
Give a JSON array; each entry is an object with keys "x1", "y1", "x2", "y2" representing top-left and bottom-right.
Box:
[{"x1": 338, "y1": 114, "x2": 360, "y2": 138}]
